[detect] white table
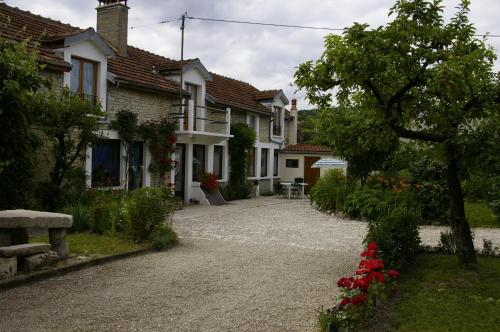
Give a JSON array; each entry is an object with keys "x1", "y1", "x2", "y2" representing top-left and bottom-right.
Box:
[{"x1": 280, "y1": 182, "x2": 308, "y2": 199}]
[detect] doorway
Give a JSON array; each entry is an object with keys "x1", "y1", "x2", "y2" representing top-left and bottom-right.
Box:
[
  {"x1": 303, "y1": 156, "x2": 320, "y2": 194},
  {"x1": 175, "y1": 144, "x2": 186, "y2": 198}
]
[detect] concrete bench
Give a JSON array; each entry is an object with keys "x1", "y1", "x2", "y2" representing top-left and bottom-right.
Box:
[
  {"x1": 0, "y1": 243, "x2": 56, "y2": 277},
  {"x1": 0, "y1": 210, "x2": 73, "y2": 259}
]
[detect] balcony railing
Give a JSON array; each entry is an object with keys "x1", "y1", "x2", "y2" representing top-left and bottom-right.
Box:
[{"x1": 172, "y1": 99, "x2": 231, "y2": 137}]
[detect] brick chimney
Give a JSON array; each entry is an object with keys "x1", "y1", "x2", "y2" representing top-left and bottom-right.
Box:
[
  {"x1": 289, "y1": 98, "x2": 298, "y2": 145},
  {"x1": 96, "y1": 0, "x2": 129, "y2": 56}
]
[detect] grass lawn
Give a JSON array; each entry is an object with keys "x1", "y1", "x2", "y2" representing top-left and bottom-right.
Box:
[
  {"x1": 465, "y1": 201, "x2": 499, "y2": 228},
  {"x1": 30, "y1": 233, "x2": 149, "y2": 256},
  {"x1": 376, "y1": 253, "x2": 500, "y2": 331}
]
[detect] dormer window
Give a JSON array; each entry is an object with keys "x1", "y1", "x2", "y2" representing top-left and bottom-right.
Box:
[{"x1": 70, "y1": 57, "x2": 98, "y2": 102}]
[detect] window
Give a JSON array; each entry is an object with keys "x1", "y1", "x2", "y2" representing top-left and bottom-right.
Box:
[
  {"x1": 261, "y1": 148, "x2": 268, "y2": 177},
  {"x1": 70, "y1": 57, "x2": 97, "y2": 101},
  {"x1": 213, "y1": 145, "x2": 223, "y2": 179},
  {"x1": 186, "y1": 83, "x2": 199, "y2": 131},
  {"x1": 193, "y1": 144, "x2": 206, "y2": 181},
  {"x1": 273, "y1": 150, "x2": 279, "y2": 176},
  {"x1": 286, "y1": 159, "x2": 299, "y2": 168},
  {"x1": 92, "y1": 139, "x2": 120, "y2": 187},
  {"x1": 128, "y1": 141, "x2": 144, "y2": 190},
  {"x1": 273, "y1": 106, "x2": 282, "y2": 136},
  {"x1": 247, "y1": 147, "x2": 256, "y2": 177},
  {"x1": 248, "y1": 114, "x2": 258, "y2": 132}
]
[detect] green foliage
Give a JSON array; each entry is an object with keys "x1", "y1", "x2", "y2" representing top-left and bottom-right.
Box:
[
  {"x1": 297, "y1": 109, "x2": 320, "y2": 144},
  {"x1": 439, "y1": 231, "x2": 457, "y2": 254},
  {"x1": 123, "y1": 187, "x2": 175, "y2": 242},
  {"x1": 151, "y1": 224, "x2": 178, "y2": 250},
  {"x1": 61, "y1": 201, "x2": 94, "y2": 233},
  {"x1": 408, "y1": 156, "x2": 450, "y2": 224},
  {"x1": 36, "y1": 87, "x2": 104, "y2": 210},
  {"x1": 295, "y1": 0, "x2": 499, "y2": 265},
  {"x1": 138, "y1": 117, "x2": 176, "y2": 183},
  {"x1": 465, "y1": 201, "x2": 499, "y2": 228},
  {"x1": 93, "y1": 196, "x2": 121, "y2": 235},
  {"x1": 365, "y1": 213, "x2": 421, "y2": 268},
  {"x1": 344, "y1": 187, "x2": 421, "y2": 222},
  {"x1": 110, "y1": 110, "x2": 138, "y2": 144},
  {"x1": 0, "y1": 39, "x2": 44, "y2": 209},
  {"x1": 224, "y1": 123, "x2": 256, "y2": 200},
  {"x1": 310, "y1": 169, "x2": 354, "y2": 212}
]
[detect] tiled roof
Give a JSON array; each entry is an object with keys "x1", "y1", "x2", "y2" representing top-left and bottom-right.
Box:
[
  {"x1": 0, "y1": 3, "x2": 179, "y2": 93},
  {"x1": 282, "y1": 144, "x2": 331, "y2": 154},
  {"x1": 206, "y1": 73, "x2": 272, "y2": 114},
  {"x1": 254, "y1": 90, "x2": 280, "y2": 100},
  {"x1": 0, "y1": 3, "x2": 284, "y2": 109}
]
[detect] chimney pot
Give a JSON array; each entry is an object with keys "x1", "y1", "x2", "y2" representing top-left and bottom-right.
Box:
[{"x1": 96, "y1": 0, "x2": 129, "y2": 56}]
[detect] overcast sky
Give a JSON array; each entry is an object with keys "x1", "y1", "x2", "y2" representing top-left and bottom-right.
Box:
[{"x1": 6, "y1": 0, "x2": 500, "y2": 109}]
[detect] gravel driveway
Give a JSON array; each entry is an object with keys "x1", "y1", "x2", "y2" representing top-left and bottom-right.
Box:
[{"x1": 1, "y1": 197, "x2": 499, "y2": 332}]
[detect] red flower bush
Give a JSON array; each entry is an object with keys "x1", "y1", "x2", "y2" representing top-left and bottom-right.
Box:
[
  {"x1": 199, "y1": 173, "x2": 219, "y2": 192},
  {"x1": 327, "y1": 241, "x2": 401, "y2": 329}
]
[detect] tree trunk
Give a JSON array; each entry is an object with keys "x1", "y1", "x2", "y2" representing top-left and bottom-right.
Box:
[{"x1": 445, "y1": 143, "x2": 476, "y2": 266}]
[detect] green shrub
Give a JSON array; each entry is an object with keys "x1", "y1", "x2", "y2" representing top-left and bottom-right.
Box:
[
  {"x1": 93, "y1": 198, "x2": 121, "y2": 235},
  {"x1": 124, "y1": 187, "x2": 175, "y2": 242},
  {"x1": 310, "y1": 169, "x2": 353, "y2": 212},
  {"x1": 152, "y1": 224, "x2": 178, "y2": 250},
  {"x1": 365, "y1": 212, "x2": 421, "y2": 268},
  {"x1": 61, "y1": 201, "x2": 94, "y2": 233},
  {"x1": 439, "y1": 231, "x2": 456, "y2": 254},
  {"x1": 408, "y1": 157, "x2": 449, "y2": 224},
  {"x1": 220, "y1": 180, "x2": 254, "y2": 201},
  {"x1": 344, "y1": 186, "x2": 420, "y2": 222}
]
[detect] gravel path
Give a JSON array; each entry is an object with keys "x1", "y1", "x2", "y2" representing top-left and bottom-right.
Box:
[{"x1": 1, "y1": 197, "x2": 499, "y2": 332}]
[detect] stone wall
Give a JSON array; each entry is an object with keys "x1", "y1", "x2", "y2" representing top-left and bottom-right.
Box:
[
  {"x1": 107, "y1": 86, "x2": 178, "y2": 124},
  {"x1": 259, "y1": 115, "x2": 270, "y2": 143},
  {"x1": 230, "y1": 109, "x2": 247, "y2": 124},
  {"x1": 204, "y1": 108, "x2": 227, "y2": 134}
]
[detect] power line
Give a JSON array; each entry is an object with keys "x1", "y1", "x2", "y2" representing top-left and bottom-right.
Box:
[
  {"x1": 130, "y1": 18, "x2": 181, "y2": 30},
  {"x1": 131, "y1": 13, "x2": 500, "y2": 38},
  {"x1": 186, "y1": 15, "x2": 344, "y2": 31}
]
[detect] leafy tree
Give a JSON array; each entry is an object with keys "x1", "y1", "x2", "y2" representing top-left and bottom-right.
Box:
[
  {"x1": 295, "y1": 0, "x2": 500, "y2": 266},
  {"x1": 0, "y1": 39, "x2": 44, "y2": 209},
  {"x1": 37, "y1": 88, "x2": 104, "y2": 210},
  {"x1": 297, "y1": 109, "x2": 320, "y2": 144},
  {"x1": 311, "y1": 105, "x2": 399, "y2": 183}
]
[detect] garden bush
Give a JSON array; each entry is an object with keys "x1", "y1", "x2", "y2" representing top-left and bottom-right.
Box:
[
  {"x1": 344, "y1": 186, "x2": 420, "y2": 222},
  {"x1": 365, "y1": 212, "x2": 421, "y2": 268},
  {"x1": 124, "y1": 187, "x2": 175, "y2": 242},
  {"x1": 151, "y1": 224, "x2": 178, "y2": 250},
  {"x1": 310, "y1": 169, "x2": 353, "y2": 212},
  {"x1": 408, "y1": 157, "x2": 450, "y2": 224},
  {"x1": 61, "y1": 201, "x2": 94, "y2": 233}
]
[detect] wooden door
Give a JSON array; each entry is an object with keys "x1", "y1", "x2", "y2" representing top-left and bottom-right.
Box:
[{"x1": 304, "y1": 156, "x2": 320, "y2": 194}]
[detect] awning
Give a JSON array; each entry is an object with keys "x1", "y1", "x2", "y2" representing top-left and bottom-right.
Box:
[{"x1": 311, "y1": 158, "x2": 346, "y2": 169}]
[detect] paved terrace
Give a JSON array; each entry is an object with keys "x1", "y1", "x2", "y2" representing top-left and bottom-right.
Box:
[{"x1": 1, "y1": 197, "x2": 499, "y2": 331}]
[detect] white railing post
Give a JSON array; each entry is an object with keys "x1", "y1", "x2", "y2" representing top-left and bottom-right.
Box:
[{"x1": 188, "y1": 99, "x2": 194, "y2": 132}]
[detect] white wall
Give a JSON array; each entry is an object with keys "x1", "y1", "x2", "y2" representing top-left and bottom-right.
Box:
[
  {"x1": 62, "y1": 40, "x2": 109, "y2": 112},
  {"x1": 279, "y1": 153, "x2": 342, "y2": 182}
]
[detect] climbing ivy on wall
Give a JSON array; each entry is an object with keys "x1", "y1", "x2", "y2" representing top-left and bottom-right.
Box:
[{"x1": 138, "y1": 117, "x2": 177, "y2": 185}]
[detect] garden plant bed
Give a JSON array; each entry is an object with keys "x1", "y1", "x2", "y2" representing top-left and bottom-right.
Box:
[{"x1": 360, "y1": 253, "x2": 500, "y2": 331}]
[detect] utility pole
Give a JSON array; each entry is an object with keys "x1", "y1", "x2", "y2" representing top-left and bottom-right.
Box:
[{"x1": 179, "y1": 12, "x2": 187, "y2": 122}]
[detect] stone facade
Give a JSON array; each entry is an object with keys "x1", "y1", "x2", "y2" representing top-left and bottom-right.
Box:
[
  {"x1": 107, "y1": 86, "x2": 177, "y2": 124},
  {"x1": 259, "y1": 115, "x2": 270, "y2": 143},
  {"x1": 230, "y1": 109, "x2": 247, "y2": 124},
  {"x1": 204, "y1": 108, "x2": 227, "y2": 134}
]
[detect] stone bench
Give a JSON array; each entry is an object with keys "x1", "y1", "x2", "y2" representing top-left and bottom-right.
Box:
[
  {"x1": 0, "y1": 243, "x2": 55, "y2": 277},
  {"x1": 0, "y1": 209, "x2": 73, "y2": 259}
]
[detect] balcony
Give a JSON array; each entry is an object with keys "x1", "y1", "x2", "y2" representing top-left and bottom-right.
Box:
[{"x1": 173, "y1": 99, "x2": 232, "y2": 143}]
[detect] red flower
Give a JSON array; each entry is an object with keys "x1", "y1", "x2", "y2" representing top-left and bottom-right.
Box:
[
  {"x1": 167, "y1": 133, "x2": 177, "y2": 144},
  {"x1": 353, "y1": 278, "x2": 369, "y2": 291},
  {"x1": 337, "y1": 277, "x2": 353, "y2": 289},
  {"x1": 340, "y1": 297, "x2": 350, "y2": 306},
  {"x1": 367, "y1": 241, "x2": 378, "y2": 251},
  {"x1": 388, "y1": 269, "x2": 400, "y2": 278},
  {"x1": 350, "y1": 294, "x2": 368, "y2": 305},
  {"x1": 369, "y1": 271, "x2": 385, "y2": 283},
  {"x1": 360, "y1": 249, "x2": 377, "y2": 258}
]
